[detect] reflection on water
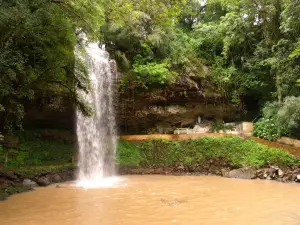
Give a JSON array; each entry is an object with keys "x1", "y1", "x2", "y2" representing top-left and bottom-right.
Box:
[{"x1": 1, "y1": 176, "x2": 300, "y2": 225}]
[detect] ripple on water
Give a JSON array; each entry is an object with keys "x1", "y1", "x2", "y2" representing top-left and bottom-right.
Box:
[{"x1": 1, "y1": 175, "x2": 300, "y2": 225}]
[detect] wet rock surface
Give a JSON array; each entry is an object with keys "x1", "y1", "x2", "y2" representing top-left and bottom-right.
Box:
[
  {"x1": 51, "y1": 174, "x2": 62, "y2": 183},
  {"x1": 0, "y1": 166, "x2": 76, "y2": 200},
  {"x1": 227, "y1": 168, "x2": 256, "y2": 179},
  {"x1": 119, "y1": 162, "x2": 300, "y2": 184},
  {"x1": 37, "y1": 176, "x2": 51, "y2": 186},
  {"x1": 2, "y1": 162, "x2": 300, "y2": 200},
  {"x1": 23, "y1": 179, "x2": 37, "y2": 188}
]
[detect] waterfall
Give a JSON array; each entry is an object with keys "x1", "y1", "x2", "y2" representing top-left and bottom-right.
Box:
[{"x1": 75, "y1": 41, "x2": 120, "y2": 188}]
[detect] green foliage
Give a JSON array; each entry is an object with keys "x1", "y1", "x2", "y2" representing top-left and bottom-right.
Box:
[
  {"x1": 0, "y1": 163, "x2": 74, "y2": 199},
  {"x1": 193, "y1": 22, "x2": 223, "y2": 61},
  {"x1": 192, "y1": 0, "x2": 300, "y2": 105},
  {"x1": 277, "y1": 97, "x2": 300, "y2": 131},
  {"x1": 0, "y1": 131, "x2": 74, "y2": 168},
  {"x1": 0, "y1": 0, "x2": 104, "y2": 132},
  {"x1": 0, "y1": 183, "x2": 32, "y2": 200},
  {"x1": 1, "y1": 0, "x2": 300, "y2": 135},
  {"x1": 168, "y1": 28, "x2": 199, "y2": 66},
  {"x1": 209, "y1": 121, "x2": 235, "y2": 133},
  {"x1": 253, "y1": 118, "x2": 282, "y2": 141},
  {"x1": 290, "y1": 41, "x2": 300, "y2": 58},
  {"x1": 254, "y1": 97, "x2": 300, "y2": 140},
  {"x1": 11, "y1": 163, "x2": 75, "y2": 179},
  {"x1": 104, "y1": 0, "x2": 186, "y2": 28},
  {"x1": 119, "y1": 137, "x2": 300, "y2": 168},
  {"x1": 139, "y1": 139, "x2": 182, "y2": 167},
  {"x1": 133, "y1": 60, "x2": 175, "y2": 85},
  {"x1": 244, "y1": 147, "x2": 298, "y2": 168},
  {"x1": 102, "y1": 1, "x2": 205, "y2": 90},
  {"x1": 116, "y1": 141, "x2": 142, "y2": 166}
]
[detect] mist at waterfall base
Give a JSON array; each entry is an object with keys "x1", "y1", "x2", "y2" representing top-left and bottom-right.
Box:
[{"x1": 75, "y1": 42, "x2": 123, "y2": 189}]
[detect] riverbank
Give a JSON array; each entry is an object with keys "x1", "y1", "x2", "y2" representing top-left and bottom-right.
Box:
[
  {"x1": 119, "y1": 164, "x2": 300, "y2": 182},
  {"x1": 2, "y1": 136, "x2": 300, "y2": 200},
  {"x1": 120, "y1": 133, "x2": 300, "y2": 158},
  {"x1": 118, "y1": 136, "x2": 300, "y2": 182},
  {"x1": 0, "y1": 164, "x2": 75, "y2": 200},
  {"x1": 2, "y1": 163, "x2": 300, "y2": 201}
]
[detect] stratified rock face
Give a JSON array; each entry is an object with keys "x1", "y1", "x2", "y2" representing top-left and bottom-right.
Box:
[
  {"x1": 118, "y1": 76, "x2": 241, "y2": 134},
  {"x1": 22, "y1": 71, "x2": 240, "y2": 134},
  {"x1": 24, "y1": 101, "x2": 75, "y2": 131}
]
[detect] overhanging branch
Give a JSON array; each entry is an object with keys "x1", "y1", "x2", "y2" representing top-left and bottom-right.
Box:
[{"x1": 51, "y1": 0, "x2": 100, "y2": 39}]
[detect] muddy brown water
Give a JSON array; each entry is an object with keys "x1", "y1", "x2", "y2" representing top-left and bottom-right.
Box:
[{"x1": 1, "y1": 176, "x2": 300, "y2": 225}]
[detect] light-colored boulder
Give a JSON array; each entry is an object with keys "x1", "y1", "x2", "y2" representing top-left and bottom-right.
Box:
[
  {"x1": 228, "y1": 168, "x2": 256, "y2": 180},
  {"x1": 23, "y1": 179, "x2": 37, "y2": 187}
]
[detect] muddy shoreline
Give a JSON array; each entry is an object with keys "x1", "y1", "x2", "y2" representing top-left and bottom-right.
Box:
[{"x1": 1, "y1": 161, "x2": 300, "y2": 200}]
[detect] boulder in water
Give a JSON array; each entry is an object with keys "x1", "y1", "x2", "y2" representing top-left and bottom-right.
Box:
[
  {"x1": 23, "y1": 179, "x2": 37, "y2": 188},
  {"x1": 228, "y1": 168, "x2": 256, "y2": 179},
  {"x1": 51, "y1": 174, "x2": 62, "y2": 183},
  {"x1": 37, "y1": 176, "x2": 51, "y2": 186}
]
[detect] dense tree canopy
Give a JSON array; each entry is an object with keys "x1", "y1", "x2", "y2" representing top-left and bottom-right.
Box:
[
  {"x1": 0, "y1": 0, "x2": 299, "y2": 137},
  {"x1": 102, "y1": 0, "x2": 300, "y2": 103},
  {"x1": 0, "y1": 0, "x2": 103, "y2": 132}
]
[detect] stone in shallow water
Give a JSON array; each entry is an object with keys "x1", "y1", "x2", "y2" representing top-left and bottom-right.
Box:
[
  {"x1": 228, "y1": 168, "x2": 256, "y2": 180},
  {"x1": 23, "y1": 179, "x2": 37, "y2": 188},
  {"x1": 37, "y1": 176, "x2": 51, "y2": 186},
  {"x1": 51, "y1": 174, "x2": 62, "y2": 183}
]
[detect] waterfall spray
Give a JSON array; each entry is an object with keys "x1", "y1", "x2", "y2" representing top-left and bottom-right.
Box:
[{"x1": 75, "y1": 40, "x2": 120, "y2": 189}]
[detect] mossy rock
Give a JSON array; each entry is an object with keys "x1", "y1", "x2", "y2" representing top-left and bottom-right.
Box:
[{"x1": 0, "y1": 183, "x2": 32, "y2": 200}]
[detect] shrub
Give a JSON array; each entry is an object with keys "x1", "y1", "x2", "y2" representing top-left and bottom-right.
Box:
[
  {"x1": 253, "y1": 118, "x2": 282, "y2": 141},
  {"x1": 139, "y1": 139, "x2": 182, "y2": 167},
  {"x1": 16, "y1": 140, "x2": 73, "y2": 166},
  {"x1": 116, "y1": 141, "x2": 142, "y2": 166},
  {"x1": 254, "y1": 97, "x2": 300, "y2": 140},
  {"x1": 118, "y1": 137, "x2": 300, "y2": 168},
  {"x1": 209, "y1": 121, "x2": 235, "y2": 133},
  {"x1": 0, "y1": 131, "x2": 74, "y2": 168},
  {"x1": 277, "y1": 96, "x2": 300, "y2": 137}
]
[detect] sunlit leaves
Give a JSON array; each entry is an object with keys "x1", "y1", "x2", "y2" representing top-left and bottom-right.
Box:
[
  {"x1": 290, "y1": 41, "x2": 300, "y2": 58},
  {"x1": 133, "y1": 61, "x2": 173, "y2": 85},
  {"x1": 52, "y1": 0, "x2": 105, "y2": 39}
]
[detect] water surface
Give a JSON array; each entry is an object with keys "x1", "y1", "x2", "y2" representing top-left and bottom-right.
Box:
[{"x1": 1, "y1": 176, "x2": 300, "y2": 225}]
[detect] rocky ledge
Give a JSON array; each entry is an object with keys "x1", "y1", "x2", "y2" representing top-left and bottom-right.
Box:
[
  {"x1": 1, "y1": 162, "x2": 300, "y2": 200},
  {"x1": 0, "y1": 165, "x2": 75, "y2": 200},
  {"x1": 119, "y1": 161, "x2": 300, "y2": 183}
]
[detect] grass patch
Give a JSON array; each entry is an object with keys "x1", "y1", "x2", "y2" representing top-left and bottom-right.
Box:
[
  {"x1": 0, "y1": 183, "x2": 32, "y2": 200},
  {"x1": 117, "y1": 141, "x2": 142, "y2": 167},
  {"x1": 117, "y1": 136, "x2": 300, "y2": 168},
  {"x1": 0, "y1": 163, "x2": 75, "y2": 180},
  {"x1": 0, "y1": 130, "x2": 74, "y2": 168},
  {"x1": 12, "y1": 163, "x2": 75, "y2": 179}
]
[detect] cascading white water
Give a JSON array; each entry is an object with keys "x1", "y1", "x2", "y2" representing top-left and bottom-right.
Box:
[{"x1": 75, "y1": 41, "x2": 121, "y2": 189}]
